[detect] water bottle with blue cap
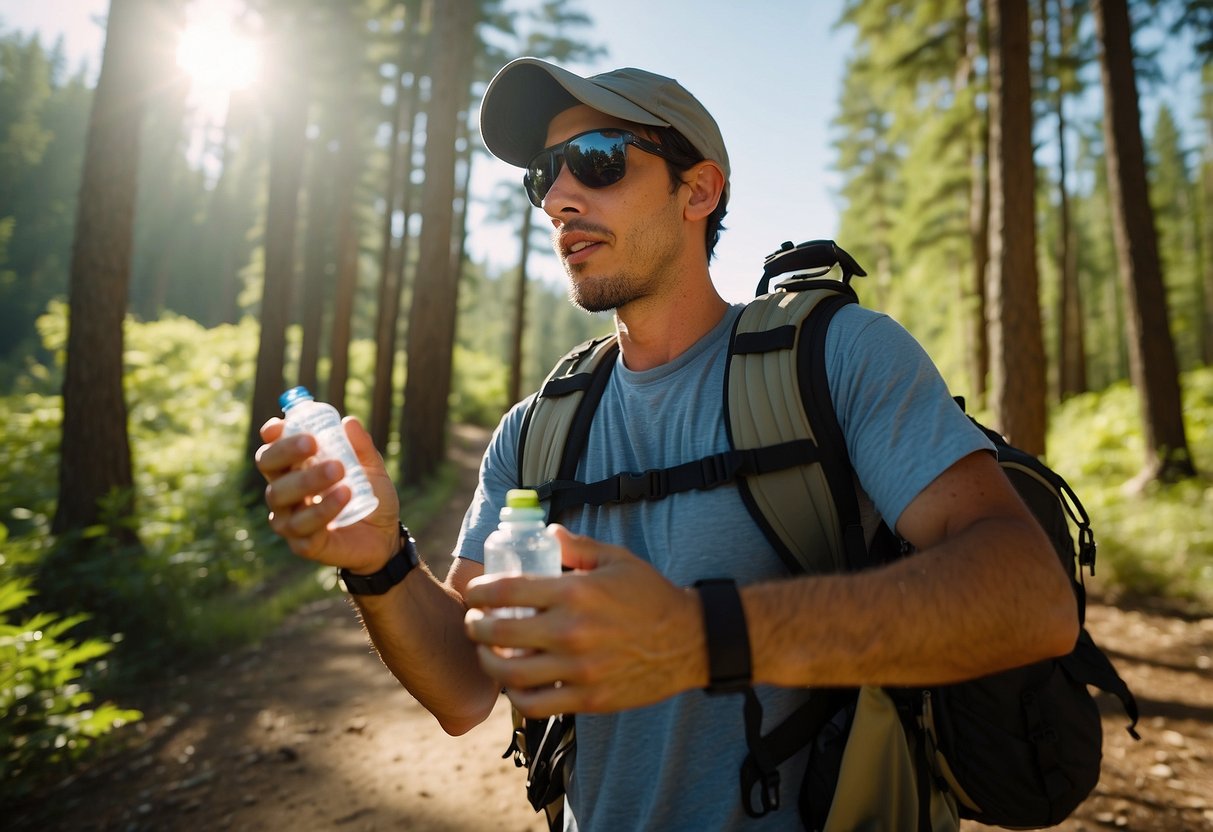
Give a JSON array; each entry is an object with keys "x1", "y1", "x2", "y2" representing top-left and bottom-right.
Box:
[{"x1": 279, "y1": 386, "x2": 379, "y2": 528}]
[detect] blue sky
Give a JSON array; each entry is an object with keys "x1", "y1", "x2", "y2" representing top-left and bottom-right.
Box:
[
  {"x1": 0, "y1": 0, "x2": 1202, "y2": 304},
  {"x1": 0, "y1": 0, "x2": 851, "y2": 303}
]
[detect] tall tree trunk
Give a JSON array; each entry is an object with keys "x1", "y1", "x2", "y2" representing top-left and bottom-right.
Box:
[
  {"x1": 243, "y1": 15, "x2": 310, "y2": 488},
  {"x1": 54, "y1": 0, "x2": 155, "y2": 538},
  {"x1": 962, "y1": 3, "x2": 990, "y2": 407},
  {"x1": 325, "y1": 109, "x2": 362, "y2": 415},
  {"x1": 451, "y1": 113, "x2": 473, "y2": 277},
  {"x1": 1092, "y1": 0, "x2": 1196, "y2": 483},
  {"x1": 296, "y1": 139, "x2": 334, "y2": 396},
  {"x1": 508, "y1": 206, "x2": 533, "y2": 406},
  {"x1": 388, "y1": 49, "x2": 429, "y2": 459},
  {"x1": 208, "y1": 106, "x2": 242, "y2": 326},
  {"x1": 369, "y1": 14, "x2": 417, "y2": 452},
  {"x1": 1046, "y1": 0, "x2": 1087, "y2": 400},
  {"x1": 986, "y1": 0, "x2": 1047, "y2": 455},
  {"x1": 400, "y1": 0, "x2": 476, "y2": 483}
]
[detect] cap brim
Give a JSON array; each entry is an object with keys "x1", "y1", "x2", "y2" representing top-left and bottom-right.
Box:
[{"x1": 480, "y1": 58, "x2": 670, "y2": 168}]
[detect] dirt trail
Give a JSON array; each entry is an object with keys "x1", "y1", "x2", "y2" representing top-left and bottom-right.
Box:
[{"x1": 14, "y1": 424, "x2": 1213, "y2": 831}]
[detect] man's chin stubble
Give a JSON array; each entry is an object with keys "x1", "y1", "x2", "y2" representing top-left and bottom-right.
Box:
[{"x1": 566, "y1": 269, "x2": 639, "y2": 314}]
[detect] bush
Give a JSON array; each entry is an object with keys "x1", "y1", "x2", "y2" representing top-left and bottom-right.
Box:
[
  {"x1": 0, "y1": 568, "x2": 141, "y2": 802},
  {"x1": 1048, "y1": 367, "x2": 1213, "y2": 608}
]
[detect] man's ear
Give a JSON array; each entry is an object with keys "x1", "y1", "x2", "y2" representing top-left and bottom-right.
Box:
[{"x1": 682, "y1": 160, "x2": 725, "y2": 222}]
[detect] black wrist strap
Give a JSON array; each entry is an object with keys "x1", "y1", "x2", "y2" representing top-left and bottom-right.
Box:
[
  {"x1": 339, "y1": 523, "x2": 417, "y2": 595},
  {"x1": 694, "y1": 578, "x2": 752, "y2": 694}
]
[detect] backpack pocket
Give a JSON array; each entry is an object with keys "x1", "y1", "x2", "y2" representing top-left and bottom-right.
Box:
[{"x1": 928, "y1": 656, "x2": 1102, "y2": 828}]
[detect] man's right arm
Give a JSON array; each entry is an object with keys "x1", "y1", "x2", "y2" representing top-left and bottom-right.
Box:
[
  {"x1": 255, "y1": 415, "x2": 500, "y2": 736},
  {"x1": 349, "y1": 552, "x2": 499, "y2": 736}
]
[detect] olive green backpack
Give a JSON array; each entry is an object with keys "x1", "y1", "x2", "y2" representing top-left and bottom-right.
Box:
[{"x1": 504, "y1": 240, "x2": 1138, "y2": 831}]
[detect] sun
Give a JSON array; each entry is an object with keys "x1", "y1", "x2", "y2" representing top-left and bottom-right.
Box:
[{"x1": 175, "y1": 7, "x2": 259, "y2": 94}]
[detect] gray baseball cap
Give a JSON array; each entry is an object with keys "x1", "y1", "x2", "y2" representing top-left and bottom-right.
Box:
[{"x1": 479, "y1": 57, "x2": 731, "y2": 187}]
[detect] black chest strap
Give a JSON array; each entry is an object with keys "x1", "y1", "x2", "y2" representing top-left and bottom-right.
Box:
[{"x1": 537, "y1": 439, "x2": 821, "y2": 519}]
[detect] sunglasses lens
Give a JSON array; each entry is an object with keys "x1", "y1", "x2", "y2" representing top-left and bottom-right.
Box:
[
  {"x1": 525, "y1": 151, "x2": 558, "y2": 207},
  {"x1": 523, "y1": 131, "x2": 631, "y2": 206},
  {"x1": 565, "y1": 132, "x2": 627, "y2": 189}
]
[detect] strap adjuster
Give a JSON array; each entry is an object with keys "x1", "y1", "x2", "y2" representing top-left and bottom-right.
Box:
[
  {"x1": 700, "y1": 451, "x2": 738, "y2": 490},
  {"x1": 616, "y1": 469, "x2": 668, "y2": 503}
]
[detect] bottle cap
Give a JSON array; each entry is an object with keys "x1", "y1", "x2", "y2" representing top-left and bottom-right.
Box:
[
  {"x1": 505, "y1": 489, "x2": 541, "y2": 509},
  {"x1": 500, "y1": 489, "x2": 545, "y2": 522},
  {"x1": 279, "y1": 386, "x2": 314, "y2": 410}
]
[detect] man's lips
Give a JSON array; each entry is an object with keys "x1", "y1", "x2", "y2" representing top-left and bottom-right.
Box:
[{"x1": 560, "y1": 234, "x2": 605, "y2": 264}]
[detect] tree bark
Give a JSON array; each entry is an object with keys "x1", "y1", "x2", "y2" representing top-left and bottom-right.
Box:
[
  {"x1": 243, "y1": 14, "x2": 310, "y2": 488},
  {"x1": 1046, "y1": 0, "x2": 1087, "y2": 400},
  {"x1": 325, "y1": 106, "x2": 362, "y2": 415},
  {"x1": 369, "y1": 12, "x2": 417, "y2": 452},
  {"x1": 54, "y1": 0, "x2": 155, "y2": 538},
  {"x1": 1092, "y1": 0, "x2": 1196, "y2": 483},
  {"x1": 508, "y1": 206, "x2": 533, "y2": 407},
  {"x1": 400, "y1": 0, "x2": 476, "y2": 483},
  {"x1": 985, "y1": 0, "x2": 1047, "y2": 455},
  {"x1": 962, "y1": 3, "x2": 989, "y2": 408},
  {"x1": 296, "y1": 137, "x2": 335, "y2": 396}
]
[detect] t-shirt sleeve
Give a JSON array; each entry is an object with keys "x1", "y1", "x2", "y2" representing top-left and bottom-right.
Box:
[
  {"x1": 453, "y1": 396, "x2": 531, "y2": 564},
  {"x1": 824, "y1": 304, "x2": 993, "y2": 533}
]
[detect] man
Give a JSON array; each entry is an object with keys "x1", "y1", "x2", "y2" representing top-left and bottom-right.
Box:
[{"x1": 255, "y1": 58, "x2": 1078, "y2": 831}]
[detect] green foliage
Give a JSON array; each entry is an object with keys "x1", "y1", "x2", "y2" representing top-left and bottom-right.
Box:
[
  {"x1": 451, "y1": 344, "x2": 509, "y2": 426},
  {"x1": 0, "y1": 574, "x2": 141, "y2": 802},
  {"x1": 1048, "y1": 368, "x2": 1213, "y2": 607},
  {"x1": 0, "y1": 29, "x2": 91, "y2": 365}
]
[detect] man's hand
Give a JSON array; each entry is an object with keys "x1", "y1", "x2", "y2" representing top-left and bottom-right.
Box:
[
  {"x1": 254, "y1": 415, "x2": 402, "y2": 575},
  {"x1": 464, "y1": 527, "x2": 706, "y2": 718}
]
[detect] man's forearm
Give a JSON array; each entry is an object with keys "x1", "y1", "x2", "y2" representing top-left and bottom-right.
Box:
[
  {"x1": 352, "y1": 563, "x2": 499, "y2": 736},
  {"x1": 743, "y1": 514, "x2": 1079, "y2": 689}
]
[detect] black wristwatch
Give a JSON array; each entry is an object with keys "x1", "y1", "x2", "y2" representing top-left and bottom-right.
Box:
[
  {"x1": 339, "y1": 523, "x2": 418, "y2": 595},
  {"x1": 694, "y1": 578, "x2": 753, "y2": 694}
]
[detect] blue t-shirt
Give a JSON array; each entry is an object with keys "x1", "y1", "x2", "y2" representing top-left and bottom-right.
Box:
[{"x1": 455, "y1": 303, "x2": 991, "y2": 831}]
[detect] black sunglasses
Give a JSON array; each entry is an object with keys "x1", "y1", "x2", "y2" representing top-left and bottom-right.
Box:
[{"x1": 523, "y1": 128, "x2": 676, "y2": 207}]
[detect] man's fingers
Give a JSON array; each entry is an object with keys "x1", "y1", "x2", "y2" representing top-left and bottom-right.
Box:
[
  {"x1": 552, "y1": 525, "x2": 632, "y2": 572},
  {"x1": 265, "y1": 460, "x2": 345, "y2": 515},
  {"x1": 473, "y1": 646, "x2": 591, "y2": 717},
  {"x1": 255, "y1": 432, "x2": 317, "y2": 479},
  {"x1": 465, "y1": 571, "x2": 567, "y2": 612},
  {"x1": 259, "y1": 416, "x2": 285, "y2": 444}
]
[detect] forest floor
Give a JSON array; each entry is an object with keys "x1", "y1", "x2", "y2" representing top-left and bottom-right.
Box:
[{"x1": 10, "y1": 424, "x2": 1213, "y2": 831}]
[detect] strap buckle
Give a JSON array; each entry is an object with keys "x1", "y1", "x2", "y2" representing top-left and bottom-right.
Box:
[{"x1": 616, "y1": 468, "x2": 668, "y2": 503}]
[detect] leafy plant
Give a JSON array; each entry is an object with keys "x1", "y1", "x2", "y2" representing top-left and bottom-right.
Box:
[
  {"x1": 1048, "y1": 367, "x2": 1213, "y2": 608},
  {"x1": 0, "y1": 569, "x2": 141, "y2": 802}
]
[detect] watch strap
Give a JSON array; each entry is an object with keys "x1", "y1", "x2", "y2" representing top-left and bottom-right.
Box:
[
  {"x1": 339, "y1": 523, "x2": 418, "y2": 595},
  {"x1": 694, "y1": 578, "x2": 752, "y2": 694}
]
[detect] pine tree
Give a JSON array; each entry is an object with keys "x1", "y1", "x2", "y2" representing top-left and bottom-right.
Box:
[{"x1": 1092, "y1": 0, "x2": 1196, "y2": 483}]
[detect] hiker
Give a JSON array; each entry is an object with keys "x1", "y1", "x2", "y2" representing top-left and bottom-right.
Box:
[{"x1": 255, "y1": 58, "x2": 1080, "y2": 830}]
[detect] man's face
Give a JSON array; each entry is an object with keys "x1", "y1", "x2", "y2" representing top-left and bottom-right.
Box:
[{"x1": 538, "y1": 105, "x2": 687, "y2": 313}]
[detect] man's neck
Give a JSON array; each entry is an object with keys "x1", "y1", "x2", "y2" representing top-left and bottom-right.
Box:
[{"x1": 613, "y1": 272, "x2": 729, "y2": 372}]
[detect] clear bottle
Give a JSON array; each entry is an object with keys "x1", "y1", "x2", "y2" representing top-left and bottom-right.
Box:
[
  {"x1": 483, "y1": 488, "x2": 561, "y2": 618},
  {"x1": 279, "y1": 386, "x2": 379, "y2": 528}
]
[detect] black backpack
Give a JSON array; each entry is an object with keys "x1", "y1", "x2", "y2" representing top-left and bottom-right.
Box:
[{"x1": 506, "y1": 240, "x2": 1139, "y2": 830}]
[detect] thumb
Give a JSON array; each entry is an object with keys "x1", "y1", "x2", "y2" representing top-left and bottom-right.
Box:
[
  {"x1": 342, "y1": 416, "x2": 385, "y2": 470},
  {"x1": 552, "y1": 525, "x2": 630, "y2": 571}
]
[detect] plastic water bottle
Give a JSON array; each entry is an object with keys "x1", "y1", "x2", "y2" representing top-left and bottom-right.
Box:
[
  {"x1": 279, "y1": 386, "x2": 379, "y2": 528},
  {"x1": 483, "y1": 489, "x2": 561, "y2": 619}
]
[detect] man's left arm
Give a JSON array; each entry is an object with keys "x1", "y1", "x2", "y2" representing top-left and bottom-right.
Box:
[{"x1": 743, "y1": 448, "x2": 1080, "y2": 689}]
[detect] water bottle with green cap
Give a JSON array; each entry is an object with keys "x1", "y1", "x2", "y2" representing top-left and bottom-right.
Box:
[{"x1": 483, "y1": 488, "x2": 561, "y2": 619}]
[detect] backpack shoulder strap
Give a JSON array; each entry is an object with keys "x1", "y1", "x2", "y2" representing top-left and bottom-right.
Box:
[
  {"x1": 517, "y1": 332, "x2": 620, "y2": 521},
  {"x1": 726, "y1": 279, "x2": 869, "y2": 576}
]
